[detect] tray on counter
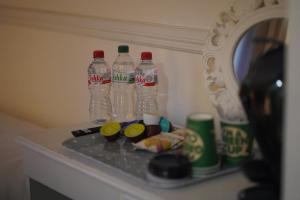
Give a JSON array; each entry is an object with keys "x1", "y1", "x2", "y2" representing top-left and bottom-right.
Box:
[{"x1": 62, "y1": 133, "x2": 240, "y2": 189}]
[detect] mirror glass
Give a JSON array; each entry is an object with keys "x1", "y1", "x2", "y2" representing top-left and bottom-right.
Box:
[{"x1": 233, "y1": 18, "x2": 288, "y2": 83}]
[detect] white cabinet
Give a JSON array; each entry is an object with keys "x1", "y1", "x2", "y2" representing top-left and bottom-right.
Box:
[{"x1": 17, "y1": 123, "x2": 252, "y2": 200}]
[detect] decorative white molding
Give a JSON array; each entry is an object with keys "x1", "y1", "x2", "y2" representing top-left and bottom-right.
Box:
[
  {"x1": 0, "y1": 5, "x2": 209, "y2": 54},
  {"x1": 202, "y1": 0, "x2": 288, "y2": 121}
]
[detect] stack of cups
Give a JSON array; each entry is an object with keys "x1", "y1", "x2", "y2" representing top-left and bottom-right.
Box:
[
  {"x1": 143, "y1": 113, "x2": 161, "y2": 137},
  {"x1": 220, "y1": 119, "x2": 253, "y2": 166},
  {"x1": 183, "y1": 113, "x2": 220, "y2": 177},
  {"x1": 183, "y1": 112, "x2": 254, "y2": 178}
]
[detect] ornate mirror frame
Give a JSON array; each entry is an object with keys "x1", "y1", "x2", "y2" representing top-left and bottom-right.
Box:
[{"x1": 203, "y1": 0, "x2": 288, "y2": 121}]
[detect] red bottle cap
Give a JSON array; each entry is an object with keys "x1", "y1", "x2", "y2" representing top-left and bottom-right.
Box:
[
  {"x1": 141, "y1": 52, "x2": 152, "y2": 60},
  {"x1": 93, "y1": 50, "x2": 104, "y2": 58}
]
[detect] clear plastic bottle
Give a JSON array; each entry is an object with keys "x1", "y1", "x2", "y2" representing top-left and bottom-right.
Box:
[
  {"x1": 88, "y1": 50, "x2": 112, "y2": 123},
  {"x1": 112, "y1": 45, "x2": 136, "y2": 122},
  {"x1": 135, "y1": 52, "x2": 158, "y2": 119}
]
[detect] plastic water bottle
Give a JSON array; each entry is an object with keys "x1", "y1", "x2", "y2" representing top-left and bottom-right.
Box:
[
  {"x1": 112, "y1": 45, "x2": 136, "y2": 122},
  {"x1": 88, "y1": 50, "x2": 112, "y2": 123},
  {"x1": 135, "y1": 52, "x2": 158, "y2": 119}
]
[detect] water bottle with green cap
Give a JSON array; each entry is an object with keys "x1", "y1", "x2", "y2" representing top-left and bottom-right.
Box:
[{"x1": 112, "y1": 45, "x2": 136, "y2": 122}]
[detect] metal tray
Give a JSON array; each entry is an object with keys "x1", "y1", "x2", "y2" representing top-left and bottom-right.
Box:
[{"x1": 62, "y1": 133, "x2": 240, "y2": 189}]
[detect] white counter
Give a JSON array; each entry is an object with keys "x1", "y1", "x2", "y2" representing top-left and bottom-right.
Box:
[{"x1": 17, "y1": 123, "x2": 253, "y2": 200}]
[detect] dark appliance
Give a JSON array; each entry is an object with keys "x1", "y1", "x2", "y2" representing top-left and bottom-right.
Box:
[{"x1": 238, "y1": 39, "x2": 285, "y2": 200}]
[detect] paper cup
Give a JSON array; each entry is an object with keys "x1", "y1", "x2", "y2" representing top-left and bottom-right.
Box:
[
  {"x1": 143, "y1": 113, "x2": 161, "y2": 125},
  {"x1": 183, "y1": 113, "x2": 219, "y2": 177},
  {"x1": 221, "y1": 119, "x2": 253, "y2": 166}
]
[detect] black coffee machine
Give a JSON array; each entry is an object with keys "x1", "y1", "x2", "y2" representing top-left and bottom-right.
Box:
[{"x1": 238, "y1": 39, "x2": 284, "y2": 200}]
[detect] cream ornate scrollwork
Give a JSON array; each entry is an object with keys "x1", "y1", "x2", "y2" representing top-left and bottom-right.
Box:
[{"x1": 203, "y1": 0, "x2": 287, "y2": 121}]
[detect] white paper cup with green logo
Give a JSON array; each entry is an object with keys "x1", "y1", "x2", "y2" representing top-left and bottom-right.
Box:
[
  {"x1": 183, "y1": 113, "x2": 219, "y2": 177},
  {"x1": 221, "y1": 119, "x2": 253, "y2": 166}
]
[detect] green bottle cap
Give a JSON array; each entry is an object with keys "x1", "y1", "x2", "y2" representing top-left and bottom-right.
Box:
[{"x1": 118, "y1": 45, "x2": 129, "y2": 53}]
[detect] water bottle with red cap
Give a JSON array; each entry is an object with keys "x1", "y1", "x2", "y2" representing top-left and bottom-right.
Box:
[
  {"x1": 88, "y1": 50, "x2": 112, "y2": 123},
  {"x1": 135, "y1": 52, "x2": 158, "y2": 119}
]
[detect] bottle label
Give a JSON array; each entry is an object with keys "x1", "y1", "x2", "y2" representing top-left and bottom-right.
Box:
[
  {"x1": 88, "y1": 70, "x2": 111, "y2": 85},
  {"x1": 135, "y1": 68, "x2": 158, "y2": 86},
  {"x1": 112, "y1": 71, "x2": 135, "y2": 83}
]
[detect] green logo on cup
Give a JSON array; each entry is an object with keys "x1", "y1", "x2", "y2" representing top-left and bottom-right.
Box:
[
  {"x1": 223, "y1": 127, "x2": 250, "y2": 157},
  {"x1": 183, "y1": 130, "x2": 205, "y2": 161}
]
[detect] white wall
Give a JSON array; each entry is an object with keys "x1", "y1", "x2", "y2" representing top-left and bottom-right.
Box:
[
  {"x1": 0, "y1": 0, "x2": 229, "y2": 29},
  {"x1": 0, "y1": 24, "x2": 214, "y2": 127},
  {"x1": 282, "y1": 0, "x2": 300, "y2": 199},
  {"x1": 0, "y1": 0, "x2": 231, "y2": 128}
]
